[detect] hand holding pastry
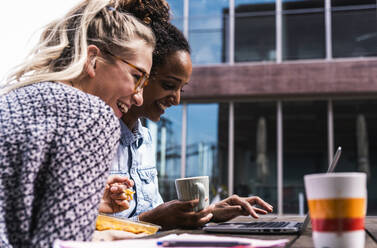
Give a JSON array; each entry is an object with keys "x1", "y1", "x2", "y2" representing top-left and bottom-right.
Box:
[{"x1": 99, "y1": 175, "x2": 135, "y2": 214}]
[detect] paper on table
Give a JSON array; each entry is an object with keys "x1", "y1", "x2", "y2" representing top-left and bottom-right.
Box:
[
  {"x1": 53, "y1": 238, "x2": 157, "y2": 248},
  {"x1": 159, "y1": 234, "x2": 289, "y2": 248},
  {"x1": 54, "y1": 233, "x2": 289, "y2": 248},
  {"x1": 91, "y1": 230, "x2": 149, "y2": 241}
]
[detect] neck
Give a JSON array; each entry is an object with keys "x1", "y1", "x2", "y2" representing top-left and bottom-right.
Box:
[
  {"x1": 122, "y1": 110, "x2": 139, "y2": 130},
  {"x1": 61, "y1": 79, "x2": 84, "y2": 91}
]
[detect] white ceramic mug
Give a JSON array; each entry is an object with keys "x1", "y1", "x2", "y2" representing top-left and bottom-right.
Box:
[
  {"x1": 304, "y1": 172, "x2": 367, "y2": 248},
  {"x1": 175, "y1": 176, "x2": 209, "y2": 212}
]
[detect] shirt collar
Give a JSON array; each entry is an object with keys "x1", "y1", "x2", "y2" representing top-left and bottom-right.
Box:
[{"x1": 119, "y1": 119, "x2": 144, "y2": 147}]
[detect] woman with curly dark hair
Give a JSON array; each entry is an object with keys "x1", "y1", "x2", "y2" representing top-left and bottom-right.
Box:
[{"x1": 99, "y1": 0, "x2": 273, "y2": 232}]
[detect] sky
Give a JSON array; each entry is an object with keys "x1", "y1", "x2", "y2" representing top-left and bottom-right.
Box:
[{"x1": 0, "y1": 1, "x2": 78, "y2": 82}]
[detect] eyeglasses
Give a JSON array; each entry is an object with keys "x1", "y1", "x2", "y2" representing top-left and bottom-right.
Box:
[{"x1": 105, "y1": 50, "x2": 149, "y2": 92}]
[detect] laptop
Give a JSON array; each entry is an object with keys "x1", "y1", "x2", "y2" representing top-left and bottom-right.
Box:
[{"x1": 203, "y1": 147, "x2": 342, "y2": 234}]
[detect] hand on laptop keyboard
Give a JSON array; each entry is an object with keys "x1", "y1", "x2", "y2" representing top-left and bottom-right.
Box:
[{"x1": 210, "y1": 195, "x2": 274, "y2": 222}]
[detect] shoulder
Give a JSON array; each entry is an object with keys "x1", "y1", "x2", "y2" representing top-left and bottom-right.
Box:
[
  {"x1": 1, "y1": 81, "x2": 120, "y2": 141},
  {"x1": 40, "y1": 82, "x2": 115, "y2": 117},
  {"x1": 3, "y1": 81, "x2": 111, "y2": 113},
  {"x1": 49, "y1": 82, "x2": 115, "y2": 120}
]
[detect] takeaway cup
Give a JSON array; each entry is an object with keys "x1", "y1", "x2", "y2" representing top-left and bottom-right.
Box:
[
  {"x1": 304, "y1": 172, "x2": 367, "y2": 248},
  {"x1": 175, "y1": 176, "x2": 209, "y2": 212}
]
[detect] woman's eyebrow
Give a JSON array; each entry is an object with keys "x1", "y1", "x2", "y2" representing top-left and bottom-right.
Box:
[{"x1": 166, "y1": 75, "x2": 181, "y2": 82}]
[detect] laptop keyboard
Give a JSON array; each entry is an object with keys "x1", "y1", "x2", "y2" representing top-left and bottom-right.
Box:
[
  {"x1": 243, "y1": 221, "x2": 290, "y2": 227},
  {"x1": 294, "y1": 222, "x2": 303, "y2": 228}
]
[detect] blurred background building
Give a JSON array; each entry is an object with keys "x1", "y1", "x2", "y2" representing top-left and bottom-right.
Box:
[{"x1": 146, "y1": 0, "x2": 377, "y2": 215}]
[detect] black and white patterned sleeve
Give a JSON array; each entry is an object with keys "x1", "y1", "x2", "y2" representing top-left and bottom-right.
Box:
[
  {"x1": 29, "y1": 85, "x2": 121, "y2": 246},
  {"x1": 0, "y1": 82, "x2": 121, "y2": 247}
]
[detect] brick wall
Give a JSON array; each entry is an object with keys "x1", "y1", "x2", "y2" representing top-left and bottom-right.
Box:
[{"x1": 182, "y1": 58, "x2": 377, "y2": 101}]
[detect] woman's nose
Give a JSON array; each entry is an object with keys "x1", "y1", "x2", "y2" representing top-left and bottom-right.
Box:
[
  {"x1": 132, "y1": 90, "x2": 143, "y2": 107},
  {"x1": 172, "y1": 90, "x2": 181, "y2": 105}
]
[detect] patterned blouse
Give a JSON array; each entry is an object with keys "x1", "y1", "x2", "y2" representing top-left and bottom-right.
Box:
[{"x1": 0, "y1": 82, "x2": 120, "y2": 247}]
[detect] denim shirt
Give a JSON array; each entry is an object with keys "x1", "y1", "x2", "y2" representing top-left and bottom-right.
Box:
[{"x1": 110, "y1": 119, "x2": 163, "y2": 220}]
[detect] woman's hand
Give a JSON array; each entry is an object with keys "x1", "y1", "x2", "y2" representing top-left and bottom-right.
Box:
[
  {"x1": 211, "y1": 195, "x2": 273, "y2": 222},
  {"x1": 99, "y1": 175, "x2": 134, "y2": 214},
  {"x1": 139, "y1": 199, "x2": 214, "y2": 230}
]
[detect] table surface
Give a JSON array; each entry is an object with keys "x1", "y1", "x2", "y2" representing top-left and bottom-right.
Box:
[{"x1": 148, "y1": 216, "x2": 377, "y2": 248}]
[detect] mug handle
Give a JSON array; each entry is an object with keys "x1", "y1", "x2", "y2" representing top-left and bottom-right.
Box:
[{"x1": 195, "y1": 182, "x2": 206, "y2": 211}]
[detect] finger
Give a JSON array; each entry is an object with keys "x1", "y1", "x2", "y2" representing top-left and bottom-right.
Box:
[
  {"x1": 106, "y1": 175, "x2": 123, "y2": 184},
  {"x1": 109, "y1": 186, "x2": 123, "y2": 194},
  {"x1": 196, "y1": 213, "x2": 213, "y2": 226},
  {"x1": 110, "y1": 184, "x2": 129, "y2": 194},
  {"x1": 125, "y1": 178, "x2": 134, "y2": 187},
  {"x1": 214, "y1": 205, "x2": 244, "y2": 220},
  {"x1": 206, "y1": 204, "x2": 216, "y2": 212},
  {"x1": 110, "y1": 192, "x2": 128, "y2": 201},
  {"x1": 110, "y1": 179, "x2": 134, "y2": 188},
  {"x1": 115, "y1": 199, "x2": 130, "y2": 209},
  {"x1": 250, "y1": 196, "x2": 274, "y2": 210},
  {"x1": 253, "y1": 207, "x2": 268, "y2": 215},
  {"x1": 196, "y1": 206, "x2": 214, "y2": 216},
  {"x1": 223, "y1": 205, "x2": 243, "y2": 213},
  {"x1": 247, "y1": 197, "x2": 273, "y2": 212},
  {"x1": 107, "y1": 175, "x2": 131, "y2": 185},
  {"x1": 230, "y1": 196, "x2": 260, "y2": 218},
  {"x1": 183, "y1": 211, "x2": 214, "y2": 227}
]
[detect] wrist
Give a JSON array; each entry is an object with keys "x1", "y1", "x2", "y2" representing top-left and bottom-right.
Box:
[{"x1": 98, "y1": 200, "x2": 107, "y2": 213}]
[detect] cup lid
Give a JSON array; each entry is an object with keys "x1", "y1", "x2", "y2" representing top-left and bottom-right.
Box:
[
  {"x1": 175, "y1": 176, "x2": 209, "y2": 181},
  {"x1": 304, "y1": 172, "x2": 366, "y2": 180}
]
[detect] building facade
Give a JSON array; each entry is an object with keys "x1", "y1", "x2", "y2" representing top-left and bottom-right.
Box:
[{"x1": 147, "y1": 0, "x2": 377, "y2": 215}]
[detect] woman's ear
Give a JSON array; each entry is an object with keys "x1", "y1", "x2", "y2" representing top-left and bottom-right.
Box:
[{"x1": 86, "y1": 45, "x2": 100, "y2": 78}]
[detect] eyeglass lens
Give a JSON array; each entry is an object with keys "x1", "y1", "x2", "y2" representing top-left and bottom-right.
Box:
[{"x1": 134, "y1": 75, "x2": 148, "y2": 92}]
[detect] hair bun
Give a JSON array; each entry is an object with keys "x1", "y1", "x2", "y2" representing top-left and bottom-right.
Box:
[{"x1": 117, "y1": 0, "x2": 170, "y2": 24}]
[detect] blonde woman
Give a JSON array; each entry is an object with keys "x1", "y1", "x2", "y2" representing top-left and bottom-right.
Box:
[{"x1": 0, "y1": 0, "x2": 155, "y2": 247}]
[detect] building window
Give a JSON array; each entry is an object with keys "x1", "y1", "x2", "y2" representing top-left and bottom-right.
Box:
[
  {"x1": 186, "y1": 103, "x2": 229, "y2": 201},
  {"x1": 169, "y1": 0, "x2": 184, "y2": 31},
  {"x1": 282, "y1": 0, "x2": 326, "y2": 60},
  {"x1": 150, "y1": 106, "x2": 183, "y2": 201},
  {"x1": 333, "y1": 100, "x2": 377, "y2": 215},
  {"x1": 189, "y1": 0, "x2": 229, "y2": 64},
  {"x1": 233, "y1": 102, "x2": 277, "y2": 208},
  {"x1": 233, "y1": 0, "x2": 276, "y2": 62},
  {"x1": 332, "y1": 0, "x2": 377, "y2": 58},
  {"x1": 282, "y1": 101, "x2": 327, "y2": 214}
]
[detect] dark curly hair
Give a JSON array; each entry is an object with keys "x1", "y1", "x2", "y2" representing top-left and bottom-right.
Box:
[
  {"x1": 118, "y1": 0, "x2": 170, "y2": 24},
  {"x1": 150, "y1": 21, "x2": 191, "y2": 75},
  {"x1": 117, "y1": 0, "x2": 190, "y2": 74}
]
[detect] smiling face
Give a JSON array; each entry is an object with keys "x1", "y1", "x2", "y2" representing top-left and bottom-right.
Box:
[
  {"x1": 83, "y1": 40, "x2": 153, "y2": 119},
  {"x1": 124, "y1": 50, "x2": 192, "y2": 125}
]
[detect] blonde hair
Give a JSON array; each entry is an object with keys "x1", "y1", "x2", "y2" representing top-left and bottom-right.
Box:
[{"x1": 1, "y1": 0, "x2": 155, "y2": 95}]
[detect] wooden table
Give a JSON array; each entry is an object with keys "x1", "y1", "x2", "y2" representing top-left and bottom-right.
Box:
[{"x1": 149, "y1": 216, "x2": 377, "y2": 248}]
